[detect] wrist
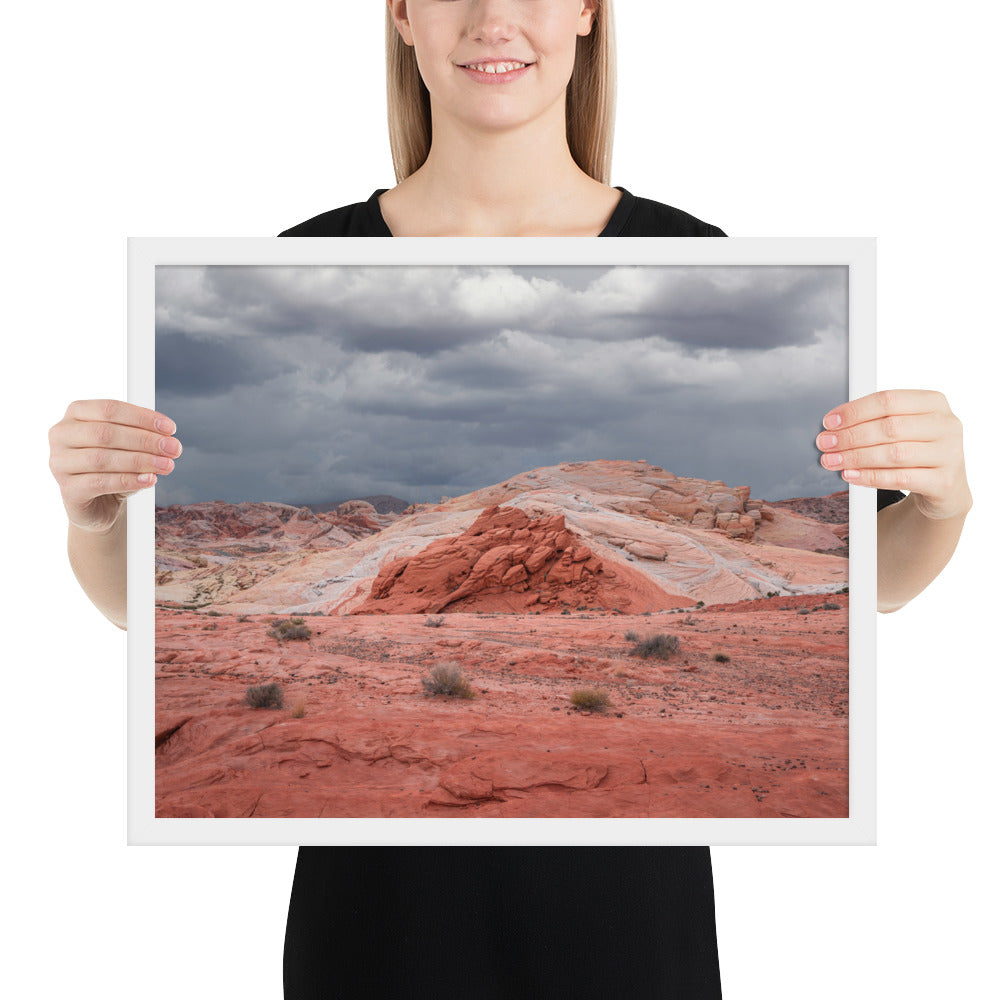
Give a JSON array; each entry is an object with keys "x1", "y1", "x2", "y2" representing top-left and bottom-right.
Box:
[
  {"x1": 66, "y1": 499, "x2": 126, "y2": 536},
  {"x1": 910, "y1": 482, "x2": 973, "y2": 522}
]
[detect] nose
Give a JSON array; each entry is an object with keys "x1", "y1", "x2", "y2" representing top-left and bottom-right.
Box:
[{"x1": 467, "y1": 0, "x2": 517, "y2": 46}]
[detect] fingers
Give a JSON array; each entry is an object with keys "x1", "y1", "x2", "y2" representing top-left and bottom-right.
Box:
[
  {"x1": 822, "y1": 389, "x2": 951, "y2": 432},
  {"x1": 62, "y1": 399, "x2": 176, "y2": 435},
  {"x1": 51, "y1": 447, "x2": 176, "y2": 478},
  {"x1": 61, "y1": 472, "x2": 161, "y2": 508},
  {"x1": 49, "y1": 399, "x2": 181, "y2": 507},
  {"x1": 824, "y1": 465, "x2": 938, "y2": 493},
  {"x1": 816, "y1": 407, "x2": 952, "y2": 477},
  {"x1": 816, "y1": 389, "x2": 971, "y2": 518},
  {"x1": 818, "y1": 440, "x2": 950, "y2": 477},
  {"x1": 55, "y1": 419, "x2": 182, "y2": 458},
  {"x1": 815, "y1": 411, "x2": 940, "y2": 455}
]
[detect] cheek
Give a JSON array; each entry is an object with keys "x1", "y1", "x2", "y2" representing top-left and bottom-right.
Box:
[{"x1": 535, "y1": 11, "x2": 587, "y2": 71}]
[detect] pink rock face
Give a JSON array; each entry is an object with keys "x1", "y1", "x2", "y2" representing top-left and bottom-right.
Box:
[
  {"x1": 155, "y1": 460, "x2": 849, "y2": 615},
  {"x1": 153, "y1": 460, "x2": 852, "y2": 820}
]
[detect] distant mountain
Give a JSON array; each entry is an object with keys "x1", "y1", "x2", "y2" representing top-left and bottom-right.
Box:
[
  {"x1": 296, "y1": 494, "x2": 411, "y2": 516},
  {"x1": 766, "y1": 491, "x2": 849, "y2": 524}
]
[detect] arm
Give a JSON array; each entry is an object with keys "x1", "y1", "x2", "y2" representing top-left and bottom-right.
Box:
[
  {"x1": 49, "y1": 399, "x2": 183, "y2": 629},
  {"x1": 67, "y1": 507, "x2": 129, "y2": 629},
  {"x1": 815, "y1": 389, "x2": 972, "y2": 613},
  {"x1": 875, "y1": 493, "x2": 970, "y2": 613}
]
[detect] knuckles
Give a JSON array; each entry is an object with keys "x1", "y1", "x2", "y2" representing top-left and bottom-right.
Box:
[
  {"x1": 875, "y1": 389, "x2": 896, "y2": 415},
  {"x1": 887, "y1": 442, "x2": 910, "y2": 465},
  {"x1": 880, "y1": 415, "x2": 901, "y2": 440}
]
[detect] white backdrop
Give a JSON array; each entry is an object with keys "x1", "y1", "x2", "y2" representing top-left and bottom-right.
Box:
[{"x1": 5, "y1": 3, "x2": 996, "y2": 997}]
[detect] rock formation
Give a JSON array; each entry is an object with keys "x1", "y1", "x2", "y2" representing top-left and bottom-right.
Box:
[{"x1": 155, "y1": 460, "x2": 849, "y2": 615}]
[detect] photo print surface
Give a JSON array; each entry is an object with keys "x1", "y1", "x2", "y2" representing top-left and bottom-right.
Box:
[{"x1": 153, "y1": 263, "x2": 851, "y2": 822}]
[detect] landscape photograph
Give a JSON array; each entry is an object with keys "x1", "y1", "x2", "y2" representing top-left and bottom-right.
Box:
[{"x1": 153, "y1": 262, "x2": 853, "y2": 820}]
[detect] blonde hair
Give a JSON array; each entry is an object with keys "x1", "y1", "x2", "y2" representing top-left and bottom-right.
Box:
[{"x1": 385, "y1": 1, "x2": 617, "y2": 184}]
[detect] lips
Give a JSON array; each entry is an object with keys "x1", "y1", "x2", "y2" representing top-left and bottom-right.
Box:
[
  {"x1": 457, "y1": 59, "x2": 534, "y2": 84},
  {"x1": 461, "y1": 60, "x2": 530, "y2": 74}
]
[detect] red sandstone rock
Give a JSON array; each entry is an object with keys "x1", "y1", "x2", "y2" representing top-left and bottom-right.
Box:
[
  {"x1": 154, "y1": 604, "x2": 850, "y2": 819},
  {"x1": 153, "y1": 461, "x2": 853, "y2": 821}
]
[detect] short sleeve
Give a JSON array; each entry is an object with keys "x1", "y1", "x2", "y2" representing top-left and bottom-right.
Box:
[{"x1": 877, "y1": 489, "x2": 906, "y2": 511}]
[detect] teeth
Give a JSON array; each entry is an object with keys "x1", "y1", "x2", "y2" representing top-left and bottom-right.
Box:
[{"x1": 466, "y1": 61, "x2": 526, "y2": 74}]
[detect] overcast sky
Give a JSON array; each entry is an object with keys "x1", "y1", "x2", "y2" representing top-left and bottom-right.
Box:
[{"x1": 154, "y1": 264, "x2": 848, "y2": 507}]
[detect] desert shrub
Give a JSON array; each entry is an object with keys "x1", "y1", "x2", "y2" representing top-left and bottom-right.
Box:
[
  {"x1": 421, "y1": 662, "x2": 475, "y2": 699},
  {"x1": 694, "y1": 600, "x2": 705, "y2": 609},
  {"x1": 797, "y1": 608, "x2": 811, "y2": 615},
  {"x1": 245, "y1": 682, "x2": 283, "y2": 709},
  {"x1": 713, "y1": 651, "x2": 731, "y2": 663},
  {"x1": 570, "y1": 688, "x2": 612, "y2": 712},
  {"x1": 289, "y1": 697, "x2": 307, "y2": 718},
  {"x1": 630, "y1": 633, "x2": 680, "y2": 661},
  {"x1": 205, "y1": 609, "x2": 221, "y2": 617},
  {"x1": 818, "y1": 601, "x2": 841, "y2": 611},
  {"x1": 268, "y1": 618, "x2": 312, "y2": 641},
  {"x1": 561, "y1": 608, "x2": 571, "y2": 615},
  {"x1": 624, "y1": 630, "x2": 640, "y2": 642},
  {"x1": 190, "y1": 555, "x2": 208, "y2": 568},
  {"x1": 424, "y1": 615, "x2": 445, "y2": 628}
]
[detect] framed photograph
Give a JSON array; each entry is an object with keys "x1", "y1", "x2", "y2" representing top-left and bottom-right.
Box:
[{"x1": 127, "y1": 237, "x2": 876, "y2": 846}]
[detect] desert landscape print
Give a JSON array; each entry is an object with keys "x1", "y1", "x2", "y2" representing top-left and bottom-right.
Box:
[{"x1": 154, "y1": 262, "x2": 853, "y2": 820}]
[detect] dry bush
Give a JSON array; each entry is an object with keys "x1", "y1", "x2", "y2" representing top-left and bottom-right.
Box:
[
  {"x1": 421, "y1": 662, "x2": 475, "y2": 699},
  {"x1": 570, "y1": 688, "x2": 612, "y2": 712},
  {"x1": 424, "y1": 615, "x2": 445, "y2": 628},
  {"x1": 268, "y1": 617, "x2": 312, "y2": 641},
  {"x1": 289, "y1": 697, "x2": 307, "y2": 718},
  {"x1": 245, "y1": 682, "x2": 283, "y2": 709},
  {"x1": 630, "y1": 633, "x2": 680, "y2": 661}
]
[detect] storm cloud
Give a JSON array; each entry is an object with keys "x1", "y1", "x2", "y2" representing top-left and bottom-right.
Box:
[{"x1": 154, "y1": 264, "x2": 848, "y2": 506}]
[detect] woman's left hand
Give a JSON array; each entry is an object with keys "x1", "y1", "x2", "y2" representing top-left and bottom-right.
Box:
[{"x1": 816, "y1": 389, "x2": 972, "y2": 521}]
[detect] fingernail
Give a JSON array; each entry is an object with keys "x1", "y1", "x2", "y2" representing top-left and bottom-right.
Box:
[
  {"x1": 842, "y1": 469, "x2": 860, "y2": 480},
  {"x1": 818, "y1": 434, "x2": 838, "y2": 449},
  {"x1": 159, "y1": 437, "x2": 180, "y2": 455},
  {"x1": 824, "y1": 414, "x2": 842, "y2": 429},
  {"x1": 824, "y1": 453, "x2": 843, "y2": 468},
  {"x1": 155, "y1": 418, "x2": 175, "y2": 434},
  {"x1": 154, "y1": 456, "x2": 174, "y2": 473},
  {"x1": 138, "y1": 473, "x2": 156, "y2": 485}
]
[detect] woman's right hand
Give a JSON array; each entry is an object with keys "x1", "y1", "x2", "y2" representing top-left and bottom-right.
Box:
[{"x1": 48, "y1": 399, "x2": 181, "y2": 532}]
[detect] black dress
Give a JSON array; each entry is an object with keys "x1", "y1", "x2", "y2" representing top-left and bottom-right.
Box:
[{"x1": 279, "y1": 189, "x2": 905, "y2": 999}]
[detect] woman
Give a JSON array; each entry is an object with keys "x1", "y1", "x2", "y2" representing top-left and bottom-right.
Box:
[{"x1": 48, "y1": 2, "x2": 972, "y2": 997}]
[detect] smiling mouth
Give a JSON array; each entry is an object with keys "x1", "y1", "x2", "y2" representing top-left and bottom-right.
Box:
[{"x1": 460, "y1": 60, "x2": 532, "y2": 74}]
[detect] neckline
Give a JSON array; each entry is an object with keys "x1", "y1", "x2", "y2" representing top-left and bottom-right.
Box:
[{"x1": 366, "y1": 187, "x2": 634, "y2": 238}]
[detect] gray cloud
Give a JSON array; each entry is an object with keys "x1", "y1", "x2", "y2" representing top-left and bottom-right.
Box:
[{"x1": 154, "y1": 264, "x2": 848, "y2": 506}]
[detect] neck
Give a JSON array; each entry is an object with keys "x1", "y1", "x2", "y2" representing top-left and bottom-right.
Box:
[{"x1": 399, "y1": 98, "x2": 597, "y2": 235}]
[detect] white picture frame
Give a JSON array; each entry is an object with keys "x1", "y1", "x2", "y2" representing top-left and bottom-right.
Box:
[{"x1": 127, "y1": 236, "x2": 876, "y2": 846}]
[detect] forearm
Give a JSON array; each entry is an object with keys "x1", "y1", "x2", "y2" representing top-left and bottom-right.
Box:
[
  {"x1": 67, "y1": 505, "x2": 128, "y2": 629},
  {"x1": 877, "y1": 491, "x2": 972, "y2": 613}
]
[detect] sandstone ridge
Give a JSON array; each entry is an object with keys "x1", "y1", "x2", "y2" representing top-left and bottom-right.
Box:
[{"x1": 155, "y1": 459, "x2": 848, "y2": 615}]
